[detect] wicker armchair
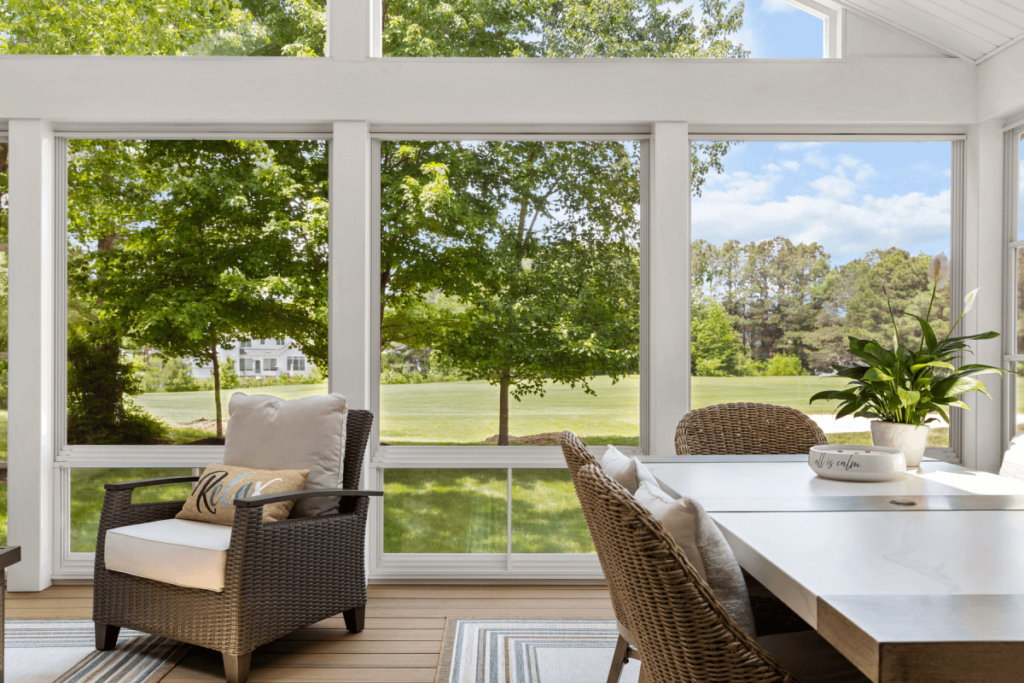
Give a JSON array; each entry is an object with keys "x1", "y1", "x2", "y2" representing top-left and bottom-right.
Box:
[
  {"x1": 92, "y1": 409, "x2": 380, "y2": 683},
  {"x1": 675, "y1": 403, "x2": 827, "y2": 456},
  {"x1": 573, "y1": 460, "x2": 805, "y2": 683}
]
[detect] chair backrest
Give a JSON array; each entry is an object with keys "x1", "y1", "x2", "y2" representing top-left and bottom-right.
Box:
[
  {"x1": 338, "y1": 409, "x2": 374, "y2": 513},
  {"x1": 574, "y1": 462, "x2": 795, "y2": 683},
  {"x1": 676, "y1": 402, "x2": 827, "y2": 455}
]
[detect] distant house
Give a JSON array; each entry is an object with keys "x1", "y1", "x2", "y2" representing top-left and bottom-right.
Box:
[{"x1": 191, "y1": 337, "x2": 315, "y2": 380}]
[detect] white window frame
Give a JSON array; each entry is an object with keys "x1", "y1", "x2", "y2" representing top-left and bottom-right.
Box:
[
  {"x1": 49, "y1": 131, "x2": 333, "y2": 580},
  {"x1": 688, "y1": 133, "x2": 967, "y2": 464},
  {"x1": 1003, "y1": 126, "x2": 1023, "y2": 454}
]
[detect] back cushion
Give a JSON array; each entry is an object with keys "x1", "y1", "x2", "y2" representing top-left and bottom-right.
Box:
[
  {"x1": 600, "y1": 445, "x2": 658, "y2": 494},
  {"x1": 225, "y1": 393, "x2": 348, "y2": 517},
  {"x1": 634, "y1": 480, "x2": 756, "y2": 637}
]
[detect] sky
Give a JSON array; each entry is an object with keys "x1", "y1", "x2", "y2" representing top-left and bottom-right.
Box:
[
  {"x1": 738, "y1": 0, "x2": 825, "y2": 59},
  {"x1": 691, "y1": 141, "x2": 953, "y2": 265}
]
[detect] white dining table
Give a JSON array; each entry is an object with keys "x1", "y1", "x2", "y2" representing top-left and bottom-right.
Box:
[{"x1": 646, "y1": 456, "x2": 1024, "y2": 683}]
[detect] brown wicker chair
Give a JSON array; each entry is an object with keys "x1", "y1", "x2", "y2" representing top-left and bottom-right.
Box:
[
  {"x1": 573, "y1": 460, "x2": 807, "y2": 683},
  {"x1": 92, "y1": 409, "x2": 380, "y2": 683},
  {"x1": 675, "y1": 403, "x2": 827, "y2": 456}
]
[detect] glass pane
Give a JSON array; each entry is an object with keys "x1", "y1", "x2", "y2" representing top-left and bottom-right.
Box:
[
  {"x1": 1017, "y1": 363, "x2": 1024, "y2": 438},
  {"x1": 383, "y1": 469, "x2": 506, "y2": 553},
  {"x1": 380, "y1": 141, "x2": 640, "y2": 447},
  {"x1": 0, "y1": 140, "x2": 6, "y2": 544},
  {"x1": 1019, "y1": 135, "x2": 1023, "y2": 240},
  {"x1": 70, "y1": 468, "x2": 193, "y2": 553},
  {"x1": 691, "y1": 141, "x2": 952, "y2": 451},
  {"x1": 0, "y1": 1, "x2": 325, "y2": 56},
  {"x1": 511, "y1": 469, "x2": 593, "y2": 554},
  {"x1": 383, "y1": 0, "x2": 822, "y2": 58},
  {"x1": 67, "y1": 139, "x2": 328, "y2": 446}
]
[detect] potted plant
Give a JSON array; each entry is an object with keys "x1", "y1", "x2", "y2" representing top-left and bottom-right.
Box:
[{"x1": 810, "y1": 253, "x2": 1005, "y2": 467}]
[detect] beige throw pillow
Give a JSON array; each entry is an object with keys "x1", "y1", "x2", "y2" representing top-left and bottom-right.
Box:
[
  {"x1": 600, "y1": 446, "x2": 658, "y2": 494},
  {"x1": 634, "y1": 480, "x2": 757, "y2": 637},
  {"x1": 177, "y1": 463, "x2": 309, "y2": 525},
  {"x1": 224, "y1": 393, "x2": 348, "y2": 518}
]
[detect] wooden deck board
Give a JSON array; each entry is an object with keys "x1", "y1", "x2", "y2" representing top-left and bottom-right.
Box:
[{"x1": 8, "y1": 583, "x2": 611, "y2": 680}]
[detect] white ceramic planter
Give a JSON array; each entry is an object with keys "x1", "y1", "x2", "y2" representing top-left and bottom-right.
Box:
[{"x1": 870, "y1": 421, "x2": 930, "y2": 467}]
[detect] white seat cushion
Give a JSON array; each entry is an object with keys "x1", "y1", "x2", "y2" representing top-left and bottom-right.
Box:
[
  {"x1": 105, "y1": 518, "x2": 232, "y2": 593},
  {"x1": 758, "y1": 630, "x2": 870, "y2": 683}
]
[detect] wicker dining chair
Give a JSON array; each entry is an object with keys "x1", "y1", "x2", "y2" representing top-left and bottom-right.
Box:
[
  {"x1": 573, "y1": 461, "x2": 868, "y2": 683},
  {"x1": 560, "y1": 432, "x2": 642, "y2": 683},
  {"x1": 675, "y1": 403, "x2": 827, "y2": 456},
  {"x1": 92, "y1": 410, "x2": 379, "y2": 683}
]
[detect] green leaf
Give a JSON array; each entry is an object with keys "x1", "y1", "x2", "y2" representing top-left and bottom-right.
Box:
[
  {"x1": 863, "y1": 368, "x2": 894, "y2": 382},
  {"x1": 910, "y1": 314, "x2": 938, "y2": 351},
  {"x1": 897, "y1": 388, "x2": 921, "y2": 407},
  {"x1": 910, "y1": 360, "x2": 954, "y2": 372}
]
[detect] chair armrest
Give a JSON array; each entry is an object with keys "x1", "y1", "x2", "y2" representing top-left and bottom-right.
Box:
[
  {"x1": 103, "y1": 476, "x2": 199, "y2": 491},
  {"x1": 233, "y1": 489, "x2": 384, "y2": 508}
]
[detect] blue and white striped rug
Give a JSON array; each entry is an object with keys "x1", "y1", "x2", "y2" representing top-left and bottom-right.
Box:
[
  {"x1": 436, "y1": 620, "x2": 641, "y2": 683},
  {"x1": 6, "y1": 620, "x2": 190, "y2": 683}
]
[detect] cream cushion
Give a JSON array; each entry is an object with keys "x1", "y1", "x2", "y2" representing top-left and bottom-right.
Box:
[
  {"x1": 634, "y1": 480, "x2": 757, "y2": 637},
  {"x1": 1000, "y1": 433, "x2": 1024, "y2": 483},
  {"x1": 105, "y1": 519, "x2": 232, "y2": 593},
  {"x1": 225, "y1": 393, "x2": 348, "y2": 518},
  {"x1": 600, "y1": 446, "x2": 657, "y2": 494}
]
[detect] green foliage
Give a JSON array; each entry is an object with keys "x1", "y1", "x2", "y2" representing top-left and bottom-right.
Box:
[
  {"x1": 67, "y1": 324, "x2": 169, "y2": 445},
  {"x1": 220, "y1": 357, "x2": 240, "y2": 390},
  {"x1": 691, "y1": 294, "x2": 749, "y2": 377},
  {"x1": 764, "y1": 354, "x2": 806, "y2": 377},
  {"x1": 811, "y1": 272, "x2": 1004, "y2": 426},
  {"x1": 140, "y1": 356, "x2": 199, "y2": 393}
]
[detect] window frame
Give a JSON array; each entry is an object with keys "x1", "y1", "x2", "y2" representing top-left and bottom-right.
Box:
[
  {"x1": 50, "y1": 131, "x2": 333, "y2": 579},
  {"x1": 687, "y1": 133, "x2": 967, "y2": 463},
  {"x1": 1003, "y1": 126, "x2": 1023, "y2": 454},
  {"x1": 367, "y1": 133, "x2": 651, "y2": 580}
]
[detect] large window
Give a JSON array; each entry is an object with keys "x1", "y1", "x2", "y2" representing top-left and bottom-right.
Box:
[
  {"x1": 0, "y1": 1, "x2": 325, "y2": 56},
  {"x1": 1007, "y1": 129, "x2": 1024, "y2": 443},
  {"x1": 374, "y1": 138, "x2": 643, "y2": 570},
  {"x1": 59, "y1": 137, "x2": 328, "y2": 560},
  {"x1": 691, "y1": 139, "x2": 956, "y2": 452}
]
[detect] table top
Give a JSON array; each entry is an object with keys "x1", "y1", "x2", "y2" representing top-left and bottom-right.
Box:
[
  {"x1": 0, "y1": 545, "x2": 20, "y2": 571},
  {"x1": 647, "y1": 460, "x2": 1024, "y2": 511}
]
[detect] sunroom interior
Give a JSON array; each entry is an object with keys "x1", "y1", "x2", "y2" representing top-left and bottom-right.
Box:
[{"x1": 2, "y1": 0, "x2": 1024, "y2": 681}]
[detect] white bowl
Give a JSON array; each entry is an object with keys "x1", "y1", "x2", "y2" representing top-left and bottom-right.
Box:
[{"x1": 808, "y1": 444, "x2": 907, "y2": 482}]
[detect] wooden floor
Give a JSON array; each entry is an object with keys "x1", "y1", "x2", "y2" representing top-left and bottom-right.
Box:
[{"x1": 7, "y1": 584, "x2": 615, "y2": 682}]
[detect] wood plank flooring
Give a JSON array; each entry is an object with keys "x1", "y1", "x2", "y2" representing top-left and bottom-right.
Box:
[{"x1": 6, "y1": 584, "x2": 614, "y2": 682}]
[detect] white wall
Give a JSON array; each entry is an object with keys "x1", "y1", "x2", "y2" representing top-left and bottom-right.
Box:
[{"x1": 842, "y1": 11, "x2": 954, "y2": 59}]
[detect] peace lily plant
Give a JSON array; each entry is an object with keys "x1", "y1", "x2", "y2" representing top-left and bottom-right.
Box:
[{"x1": 810, "y1": 252, "x2": 1004, "y2": 466}]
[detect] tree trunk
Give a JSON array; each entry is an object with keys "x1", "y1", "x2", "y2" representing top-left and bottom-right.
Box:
[
  {"x1": 498, "y1": 370, "x2": 510, "y2": 446},
  {"x1": 212, "y1": 346, "x2": 223, "y2": 439}
]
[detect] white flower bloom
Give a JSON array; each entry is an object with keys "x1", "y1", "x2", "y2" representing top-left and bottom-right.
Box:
[
  {"x1": 928, "y1": 252, "x2": 950, "y2": 288},
  {"x1": 963, "y1": 287, "x2": 980, "y2": 314},
  {"x1": 521, "y1": 258, "x2": 533, "y2": 271}
]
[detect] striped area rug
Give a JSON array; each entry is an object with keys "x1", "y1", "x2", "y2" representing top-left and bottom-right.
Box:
[
  {"x1": 6, "y1": 620, "x2": 190, "y2": 683},
  {"x1": 436, "y1": 620, "x2": 641, "y2": 683}
]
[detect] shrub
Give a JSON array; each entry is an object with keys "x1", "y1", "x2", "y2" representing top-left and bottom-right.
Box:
[
  {"x1": 764, "y1": 354, "x2": 807, "y2": 377},
  {"x1": 67, "y1": 324, "x2": 168, "y2": 445}
]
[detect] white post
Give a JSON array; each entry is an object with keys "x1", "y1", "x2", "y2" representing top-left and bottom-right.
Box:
[
  {"x1": 325, "y1": 0, "x2": 377, "y2": 60},
  {"x1": 649, "y1": 123, "x2": 690, "y2": 456},
  {"x1": 962, "y1": 121, "x2": 1005, "y2": 472},
  {"x1": 7, "y1": 120, "x2": 56, "y2": 591},
  {"x1": 329, "y1": 121, "x2": 372, "y2": 416}
]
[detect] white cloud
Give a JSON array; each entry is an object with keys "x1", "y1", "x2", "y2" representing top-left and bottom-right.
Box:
[
  {"x1": 781, "y1": 160, "x2": 800, "y2": 171},
  {"x1": 693, "y1": 165, "x2": 951, "y2": 264},
  {"x1": 762, "y1": 0, "x2": 797, "y2": 13},
  {"x1": 777, "y1": 142, "x2": 823, "y2": 152}
]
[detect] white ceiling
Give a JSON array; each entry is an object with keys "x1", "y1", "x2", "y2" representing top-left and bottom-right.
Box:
[{"x1": 832, "y1": 0, "x2": 1024, "y2": 62}]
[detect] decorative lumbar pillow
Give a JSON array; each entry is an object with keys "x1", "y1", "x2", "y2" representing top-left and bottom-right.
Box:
[
  {"x1": 224, "y1": 393, "x2": 348, "y2": 518},
  {"x1": 600, "y1": 445, "x2": 658, "y2": 494},
  {"x1": 634, "y1": 480, "x2": 756, "y2": 637},
  {"x1": 177, "y1": 463, "x2": 309, "y2": 525}
]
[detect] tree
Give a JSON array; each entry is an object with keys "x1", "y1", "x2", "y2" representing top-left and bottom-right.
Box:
[
  {"x1": 691, "y1": 295, "x2": 748, "y2": 376},
  {"x1": 82, "y1": 140, "x2": 317, "y2": 438}
]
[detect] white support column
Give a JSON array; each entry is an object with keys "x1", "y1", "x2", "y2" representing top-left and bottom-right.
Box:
[
  {"x1": 7, "y1": 120, "x2": 55, "y2": 591},
  {"x1": 329, "y1": 121, "x2": 372, "y2": 428},
  {"x1": 962, "y1": 120, "x2": 1005, "y2": 473},
  {"x1": 325, "y1": 0, "x2": 378, "y2": 60},
  {"x1": 649, "y1": 123, "x2": 690, "y2": 456}
]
